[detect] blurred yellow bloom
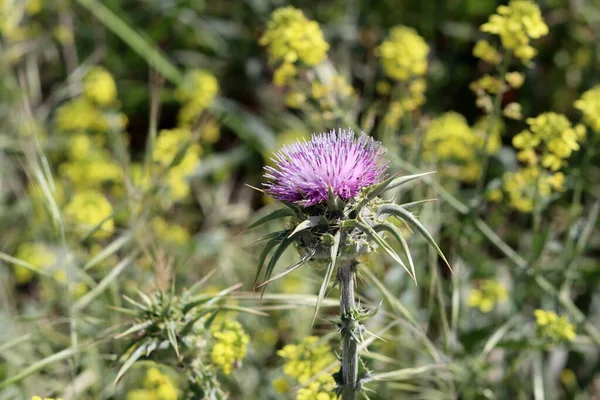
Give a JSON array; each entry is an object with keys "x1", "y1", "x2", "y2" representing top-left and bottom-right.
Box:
[
  {"x1": 65, "y1": 190, "x2": 114, "y2": 238},
  {"x1": 152, "y1": 217, "x2": 190, "y2": 245},
  {"x1": 32, "y1": 397, "x2": 63, "y2": 400},
  {"x1": 201, "y1": 120, "x2": 221, "y2": 144},
  {"x1": 59, "y1": 156, "x2": 122, "y2": 189},
  {"x1": 12, "y1": 243, "x2": 56, "y2": 284},
  {"x1": 278, "y1": 336, "x2": 336, "y2": 385},
  {"x1": 513, "y1": 112, "x2": 583, "y2": 171},
  {"x1": 502, "y1": 167, "x2": 565, "y2": 213},
  {"x1": 470, "y1": 75, "x2": 505, "y2": 95},
  {"x1": 84, "y1": 67, "x2": 118, "y2": 106},
  {"x1": 473, "y1": 40, "x2": 501, "y2": 64},
  {"x1": 259, "y1": 7, "x2": 329, "y2": 68},
  {"x1": 296, "y1": 374, "x2": 337, "y2": 400},
  {"x1": 505, "y1": 71, "x2": 525, "y2": 89},
  {"x1": 176, "y1": 69, "x2": 219, "y2": 125},
  {"x1": 574, "y1": 85, "x2": 600, "y2": 132},
  {"x1": 467, "y1": 280, "x2": 508, "y2": 312},
  {"x1": 55, "y1": 98, "x2": 108, "y2": 133},
  {"x1": 376, "y1": 80, "x2": 392, "y2": 95},
  {"x1": 480, "y1": 0, "x2": 548, "y2": 63},
  {"x1": 272, "y1": 377, "x2": 292, "y2": 393},
  {"x1": 423, "y1": 112, "x2": 499, "y2": 183},
  {"x1": 376, "y1": 26, "x2": 429, "y2": 81},
  {"x1": 210, "y1": 320, "x2": 250, "y2": 375},
  {"x1": 126, "y1": 367, "x2": 178, "y2": 400},
  {"x1": 285, "y1": 90, "x2": 307, "y2": 109},
  {"x1": 153, "y1": 128, "x2": 201, "y2": 170},
  {"x1": 273, "y1": 62, "x2": 297, "y2": 87},
  {"x1": 534, "y1": 309, "x2": 576, "y2": 342},
  {"x1": 503, "y1": 102, "x2": 523, "y2": 120}
]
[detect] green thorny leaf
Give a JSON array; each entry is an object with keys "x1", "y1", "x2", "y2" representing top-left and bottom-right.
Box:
[
  {"x1": 342, "y1": 219, "x2": 416, "y2": 283},
  {"x1": 312, "y1": 231, "x2": 342, "y2": 325},
  {"x1": 376, "y1": 203, "x2": 452, "y2": 274}
]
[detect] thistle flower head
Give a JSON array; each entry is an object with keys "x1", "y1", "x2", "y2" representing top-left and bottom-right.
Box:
[{"x1": 264, "y1": 129, "x2": 388, "y2": 207}]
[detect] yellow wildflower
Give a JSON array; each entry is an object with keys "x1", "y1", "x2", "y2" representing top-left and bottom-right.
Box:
[
  {"x1": 505, "y1": 71, "x2": 525, "y2": 89},
  {"x1": 473, "y1": 40, "x2": 501, "y2": 64},
  {"x1": 501, "y1": 167, "x2": 565, "y2": 213},
  {"x1": 376, "y1": 26, "x2": 429, "y2": 81},
  {"x1": 534, "y1": 309, "x2": 576, "y2": 342},
  {"x1": 278, "y1": 336, "x2": 336, "y2": 385},
  {"x1": 296, "y1": 374, "x2": 337, "y2": 400},
  {"x1": 12, "y1": 243, "x2": 56, "y2": 284},
  {"x1": 376, "y1": 80, "x2": 391, "y2": 95},
  {"x1": 574, "y1": 85, "x2": 600, "y2": 132},
  {"x1": 201, "y1": 120, "x2": 221, "y2": 144},
  {"x1": 467, "y1": 280, "x2": 508, "y2": 313},
  {"x1": 176, "y1": 69, "x2": 219, "y2": 125},
  {"x1": 55, "y1": 98, "x2": 109, "y2": 133},
  {"x1": 423, "y1": 112, "x2": 499, "y2": 183},
  {"x1": 153, "y1": 127, "x2": 201, "y2": 169},
  {"x1": 259, "y1": 7, "x2": 329, "y2": 67},
  {"x1": 152, "y1": 217, "x2": 190, "y2": 245},
  {"x1": 480, "y1": 0, "x2": 548, "y2": 63},
  {"x1": 65, "y1": 190, "x2": 114, "y2": 238},
  {"x1": 273, "y1": 62, "x2": 297, "y2": 87},
  {"x1": 272, "y1": 377, "x2": 292, "y2": 394},
  {"x1": 470, "y1": 75, "x2": 505, "y2": 95},
  {"x1": 32, "y1": 397, "x2": 63, "y2": 400},
  {"x1": 210, "y1": 320, "x2": 250, "y2": 375},
  {"x1": 513, "y1": 113, "x2": 582, "y2": 171},
  {"x1": 285, "y1": 90, "x2": 307, "y2": 109},
  {"x1": 84, "y1": 67, "x2": 118, "y2": 106},
  {"x1": 126, "y1": 367, "x2": 178, "y2": 400},
  {"x1": 503, "y1": 102, "x2": 523, "y2": 120}
]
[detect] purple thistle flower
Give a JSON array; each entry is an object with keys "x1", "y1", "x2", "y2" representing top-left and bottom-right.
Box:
[{"x1": 264, "y1": 129, "x2": 388, "y2": 206}]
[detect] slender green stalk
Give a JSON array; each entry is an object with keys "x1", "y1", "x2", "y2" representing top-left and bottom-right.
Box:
[
  {"x1": 475, "y1": 53, "x2": 511, "y2": 198},
  {"x1": 339, "y1": 261, "x2": 359, "y2": 400}
]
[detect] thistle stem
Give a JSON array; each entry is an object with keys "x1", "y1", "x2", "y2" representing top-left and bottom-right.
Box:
[{"x1": 339, "y1": 261, "x2": 359, "y2": 400}]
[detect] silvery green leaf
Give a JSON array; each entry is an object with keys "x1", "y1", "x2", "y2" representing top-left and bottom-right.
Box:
[
  {"x1": 377, "y1": 204, "x2": 452, "y2": 272},
  {"x1": 247, "y1": 208, "x2": 295, "y2": 229},
  {"x1": 385, "y1": 171, "x2": 436, "y2": 191},
  {"x1": 256, "y1": 248, "x2": 315, "y2": 288},
  {"x1": 343, "y1": 219, "x2": 416, "y2": 283},
  {"x1": 373, "y1": 221, "x2": 416, "y2": 283},
  {"x1": 312, "y1": 230, "x2": 341, "y2": 325},
  {"x1": 288, "y1": 216, "x2": 325, "y2": 238}
]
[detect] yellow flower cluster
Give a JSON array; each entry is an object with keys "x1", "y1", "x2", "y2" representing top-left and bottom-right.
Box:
[
  {"x1": 376, "y1": 26, "x2": 429, "y2": 81},
  {"x1": 152, "y1": 217, "x2": 190, "y2": 245},
  {"x1": 574, "y1": 85, "x2": 600, "y2": 132},
  {"x1": 259, "y1": 7, "x2": 329, "y2": 86},
  {"x1": 467, "y1": 280, "x2": 508, "y2": 313},
  {"x1": 210, "y1": 320, "x2": 249, "y2": 375},
  {"x1": 480, "y1": 0, "x2": 548, "y2": 63},
  {"x1": 278, "y1": 336, "x2": 336, "y2": 384},
  {"x1": 534, "y1": 309, "x2": 576, "y2": 342},
  {"x1": 496, "y1": 167, "x2": 565, "y2": 212},
  {"x1": 152, "y1": 128, "x2": 201, "y2": 201},
  {"x1": 277, "y1": 336, "x2": 337, "y2": 400},
  {"x1": 32, "y1": 397, "x2": 63, "y2": 400},
  {"x1": 383, "y1": 79, "x2": 427, "y2": 128},
  {"x1": 84, "y1": 67, "x2": 118, "y2": 106},
  {"x1": 473, "y1": 40, "x2": 501, "y2": 65},
  {"x1": 55, "y1": 68, "x2": 126, "y2": 134},
  {"x1": 423, "y1": 112, "x2": 500, "y2": 183},
  {"x1": 513, "y1": 112, "x2": 585, "y2": 171},
  {"x1": 126, "y1": 368, "x2": 178, "y2": 400},
  {"x1": 60, "y1": 137, "x2": 122, "y2": 188},
  {"x1": 12, "y1": 243, "x2": 56, "y2": 284},
  {"x1": 65, "y1": 190, "x2": 114, "y2": 238},
  {"x1": 175, "y1": 69, "x2": 219, "y2": 125},
  {"x1": 296, "y1": 375, "x2": 337, "y2": 400}
]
